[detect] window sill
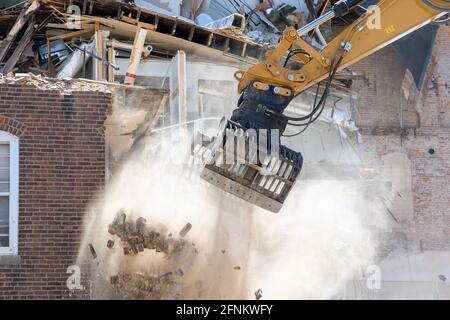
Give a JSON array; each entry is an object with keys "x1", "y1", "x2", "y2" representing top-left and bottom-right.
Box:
[{"x1": 0, "y1": 255, "x2": 21, "y2": 267}]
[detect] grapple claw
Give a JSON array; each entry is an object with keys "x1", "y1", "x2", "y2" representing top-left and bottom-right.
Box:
[{"x1": 192, "y1": 118, "x2": 303, "y2": 213}]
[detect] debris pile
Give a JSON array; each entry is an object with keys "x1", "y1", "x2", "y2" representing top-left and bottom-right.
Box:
[
  {"x1": 0, "y1": 0, "x2": 266, "y2": 82},
  {"x1": 0, "y1": 1, "x2": 357, "y2": 96}
]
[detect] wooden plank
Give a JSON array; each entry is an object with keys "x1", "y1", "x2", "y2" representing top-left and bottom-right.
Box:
[
  {"x1": 124, "y1": 26, "x2": 148, "y2": 85},
  {"x1": 121, "y1": 15, "x2": 155, "y2": 30},
  {"x1": 107, "y1": 47, "x2": 114, "y2": 82},
  {"x1": 0, "y1": 0, "x2": 40, "y2": 64},
  {"x1": 82, "y1": 16, "x2": 260, "y2": 66},
  {"x1": 177, "y1": 50, "x2": 187, "y2": 125},
  {"x1": 1, "y1": 19, "x2": 35, "y2": 74},
  {"x1": 169, "y1": 50, "x2": 187, "y2": 125},
  {"x1": 95, "y1": 22, "x2": 105, "y2": 81},
  {"x1": 47, "y1": 28, "x2": 93, "y2": 41}
]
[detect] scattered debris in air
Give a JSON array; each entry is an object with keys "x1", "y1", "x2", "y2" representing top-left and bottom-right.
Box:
[
  {"x1": 255, "y1": 289, "x2": 263, "y2": 300},
  {"x1": 179, "y1": 223, "x2": 192, "y2": 238},
  {"x1": 106, "y1": 240, "x2": 115, "y2": 249},
  {"x1": 108, "y1": 210, "x2": 188, "y2": 257},
  {"x1": 102, "y1": 209, "x2": 197, "y2": 299},
  {"x1": 88, "y1": 243, "x2": 97, "y2": 260}
]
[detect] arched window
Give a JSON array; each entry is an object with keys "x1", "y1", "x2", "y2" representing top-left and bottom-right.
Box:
[{"x1": 0, "y1": 132, "x2": 19, "y2": 256}]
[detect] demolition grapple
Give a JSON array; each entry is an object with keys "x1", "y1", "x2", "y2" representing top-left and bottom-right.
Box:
[{"x1": 193, "y1": 81, "x2": 303, "y2": 213}]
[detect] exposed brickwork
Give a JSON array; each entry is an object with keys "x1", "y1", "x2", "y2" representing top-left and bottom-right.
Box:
[
  {"x1": 0, "y1": 82, "x2": 111, "y2": 299},
  {"x1": 352, "y1": 47, "x2": 413, "y2": 129},
  {"x1": 0, "y1": 115, "x2": 27, "y2": 137},
  {"x1": 360, "y1": 26, "x2": 450, "y2": 251}
]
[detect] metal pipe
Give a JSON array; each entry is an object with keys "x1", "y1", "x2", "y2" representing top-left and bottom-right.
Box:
[
  {"x1": 296, "y1": 10, "x2": 335, "y2": 36},
  {"x1": 297, "y1": 0, "x2": 366, "y2": 36}
]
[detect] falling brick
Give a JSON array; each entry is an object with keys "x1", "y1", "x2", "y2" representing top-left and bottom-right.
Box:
[
  {"x1": 179, "y1": 223, "x2": 192, "y2": 238},
  {"x1": 88, "y1": 243, "x2": 97, "y2": 260}
]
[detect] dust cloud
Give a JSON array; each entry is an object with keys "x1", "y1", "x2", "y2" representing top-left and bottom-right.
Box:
[{"x1": 77, "y1": 121, "x2": 388, "y2": 299}]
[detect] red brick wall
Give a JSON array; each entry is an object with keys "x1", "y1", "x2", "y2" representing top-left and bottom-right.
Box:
[
  {"x1": 0, "y1": 81, "x2": 110, "y2": 299},
  {"x1": 360, "y1": 25, "x2": 450, "y2": 251}
]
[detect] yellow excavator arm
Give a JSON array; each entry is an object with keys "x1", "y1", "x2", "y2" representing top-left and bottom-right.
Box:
[
  {"x1": 195, "y1": 0, "x2": 449, "y2": 213},
  {"x1": 235, "y1": 0, "x2": 449, "y2": 97}
]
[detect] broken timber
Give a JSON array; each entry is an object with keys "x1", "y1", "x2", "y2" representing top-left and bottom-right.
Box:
[
  {"x1": 57, "y1": 0, "x2": 263, "y2": 64},
  {"x1": 1, "y1": 19, "x2": 36, "y2": 75},
  {"x1": 0, "y1": 0, "x2": 40, "y2": 65}
]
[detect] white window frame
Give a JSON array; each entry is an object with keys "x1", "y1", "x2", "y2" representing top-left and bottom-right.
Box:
[{"x1": 0, "y1": 132, "x2": 19, "y2": 256}]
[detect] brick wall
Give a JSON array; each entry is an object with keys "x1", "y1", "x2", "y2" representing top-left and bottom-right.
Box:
[
  {"x1": 359, "y1": 25, "x2": 450, "y2": 251},
  {"x1": 0, "y1": 79, "x2": 111, "y2": 299}
]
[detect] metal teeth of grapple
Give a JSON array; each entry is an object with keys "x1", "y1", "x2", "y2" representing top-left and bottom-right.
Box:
[{"x1": 192, "y1": 119, "x2": 303, "y2": 213}]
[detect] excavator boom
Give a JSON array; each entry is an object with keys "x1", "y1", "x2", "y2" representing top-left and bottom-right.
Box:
[{"x1": 193, "y1": 0, "x2": 449, "y2": 213}]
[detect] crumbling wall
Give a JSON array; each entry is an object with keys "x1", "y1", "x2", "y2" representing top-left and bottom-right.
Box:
[
  {"x1": 358, "y1": 26, "x2": 450, "y2": 253},
  {"x1": 0, "y1": 76, "x2": 111, "y2": 299},
  {"x1": 352, "y1": 46, "x2": 420, "y2": 129}
]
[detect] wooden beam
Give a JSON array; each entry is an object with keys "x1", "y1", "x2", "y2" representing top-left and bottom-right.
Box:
[
  {"x1": 124, "y1": 26, "x2": 148, "y2": 85},
  {"x1": 94, "y1": 22, "x2": 104, "y2": 81},
  {"x1": 121, "y1": 15, "x2": 155, "y2": 30},
  {"x1": 169, "y1": 50, "x2": 187, "y2": 125},
  {"x1": 0, "y1": 0, "x2": 40, "y2": 64},
  {"x1": 47, "y1": 28, "x2": 93, "y2": 41},
  {"x1": 1, "y1": 19, "x2": 35, "y2": 74},
  {"x1": 107, "y1": 47, "x2": 114, "y2": 82}
]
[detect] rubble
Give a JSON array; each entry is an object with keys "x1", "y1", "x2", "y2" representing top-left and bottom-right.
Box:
[
  {"x1": 96, "y1": 209, "x2": 198, "y2": 299},
  {"x1": 107, "y1": 210, "x2": 188, "y2": 258},
  {"x1": 0, "y1": 0, "x2": 265, "y2": 81},
  {"x1": 0, "y1": 0, "x2": 355, "y2": 96}
]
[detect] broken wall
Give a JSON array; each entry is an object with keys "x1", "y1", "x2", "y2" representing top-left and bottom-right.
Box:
[
  {"x1": 356, "y1": 25, "x2": 450, "y2": 252},
  {"x1": 340, "y1": 25, "x2": 450, "y2": 299}
]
